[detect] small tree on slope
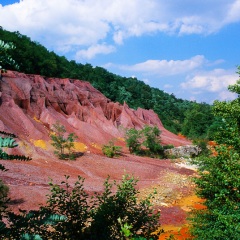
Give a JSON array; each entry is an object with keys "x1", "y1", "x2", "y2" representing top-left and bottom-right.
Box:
[{"x1": 50, "y1": 122, "x2": 78, "y2": 160}]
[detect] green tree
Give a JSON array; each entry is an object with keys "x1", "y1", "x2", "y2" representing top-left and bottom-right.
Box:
[
  {"x1": 182, "y1": 102, "x2": 214, "y2": 139},
  {"x1": 125, "y1": 128, "x2": 142, "y2": 154},
  {"x1": 89, "y1": 174, "x2": 161, "y2": 240},
  {"x1": 0, "y1": 39, "x2": 18, "y2": 79},
  {"x1": 125, "y1": 126, "x2": 163, "y2": 156},
  {"x1": 2, "y1": 175, "x2": 161, "y2": 240},
  {"x1": 142, "y1": 125, "x2": 162, "y2": 154},
  {"x1": 189, "y1": 66, "x2": 240, "y2": 239},
  {"x1": 102, "y1": 140, "x2": 122, "y2": 158},
  {"x1": 50, "y1": 122, "x2": 66, "y2": 157},
  {"x1": 50, "y1": 122, "x2": 78, "y2": 160},
  {"x1": 0, "y1": 27, "x2": 216, "y2": 137},
  {"x1": 0, "y1": 168, "x2": 9, "y2": 233},
  {"x1": 65, "y1": 133, "x2": 78, "y2": 160}
]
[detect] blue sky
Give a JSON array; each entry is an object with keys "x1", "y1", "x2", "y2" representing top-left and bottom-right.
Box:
[{"x1": 1, "y1": 0, "x2": 240, "y2": 103}]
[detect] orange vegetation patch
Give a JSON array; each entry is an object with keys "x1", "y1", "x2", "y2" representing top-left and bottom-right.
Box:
[
  {"x1": 177, "y1": 133, "x2": 186, "y2": 139},
  {"x1": 32, "y1": 139, "x2": 47, "y2": 150},
  {"x1": 73, "y1": 142, "x2": 88, "y2": 152},
  {"x1": 193, "y1": 198, "x2": 206, "y2": 210},
  {"x1": 177, "y1": 194, "x2": 206, "y2": 212},
  {"x1": 159, "y1": 226, "x2": 193, "y2": 240},
  {"x1": 33, "y1": 116, "x2": 41, "y2": 123},
  {"x1": 159, "y1": 194, "x2": 206, "y2": 239},
  {"x1": 208, "y1": 141, "x2": 217, "y2": 146},
  {"x1": 208, "y1": 141, "x2": 219, "y2": 156}
]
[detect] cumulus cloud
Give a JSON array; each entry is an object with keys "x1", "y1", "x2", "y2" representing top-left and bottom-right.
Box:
[
  {"x1": 224, "y1": 0, "x2": 240, "y2": 23},
  {"x1": 120, "y1": 55, "x2": 206, "y2": 77},
  {"x1": 181, "y1": 69, "x2": 238, "y2": 100},
  {"x1": 75, "y1": 44, "x2": 115, "y2": 60},
  {"x1": 164, "y1": 84, "x2": 173, "y2": 89},
  {"x1": 0, "y1": 0, "x2": 239, "y2": 56}
]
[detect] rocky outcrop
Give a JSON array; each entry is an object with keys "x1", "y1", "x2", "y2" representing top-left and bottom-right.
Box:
[
  {"x1": 164, "y1": 145, "x2": 201, "y2": 158},
  {"x1": 0, "y1": 71, "x2": 191, "y2": 156}
]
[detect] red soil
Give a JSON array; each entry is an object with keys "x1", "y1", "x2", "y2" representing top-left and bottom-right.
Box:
[
  {"x1": 0, "y1": 70, "x2": 197, "y2": 238},
  {"x1": 1, "y1": 153, "x2": 195, "y2": 213}
]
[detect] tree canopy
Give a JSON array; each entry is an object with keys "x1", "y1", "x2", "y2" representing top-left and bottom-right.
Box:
[
  {"x1": 190, "y1": 66, "x2": 240, "y2": 239},
  {"x1": 0, "y1": 27, "x2": 217, "y2": 137}
]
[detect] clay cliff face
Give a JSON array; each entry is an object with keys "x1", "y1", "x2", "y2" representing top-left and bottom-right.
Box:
[{"x1": 0, "y1": 71, "x2": 190, "y2": 156}]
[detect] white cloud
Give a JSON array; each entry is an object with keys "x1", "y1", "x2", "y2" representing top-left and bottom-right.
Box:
[
  {"x1": 120, "y1": 55, "x2": 206, "y2": 77},
  {"x1": 224, "y1": 0, "x2": 240, "y2": 23},
  {"x1": 181, "y1": 69, "x2": 238, "y2": 101},
  {"x1": 75, "y1": 44, "x2": 115, "y2": 60},
  {"x1": 142, "y1": 78, "x2": 150, "y2": 84},
  {"x1": 164, "y1": 84, "x2": 173, "y2": 89},
  {"x1": 0, "y1": 0, "x2": 239, "y2": 56}
]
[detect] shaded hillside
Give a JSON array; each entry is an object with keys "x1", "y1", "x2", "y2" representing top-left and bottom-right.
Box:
[{"x1": 0, "y1": 28, "x2": 214, "y2": 136}]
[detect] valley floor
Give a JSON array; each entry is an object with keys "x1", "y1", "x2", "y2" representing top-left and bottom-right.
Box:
[{"x1": 1, "y1": 153, "x2": 198, "y2": 239}]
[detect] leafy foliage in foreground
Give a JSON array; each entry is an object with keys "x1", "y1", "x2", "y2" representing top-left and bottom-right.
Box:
[
  {"x1": 0, "y1": 132, "x2": 32, "y2": 163},
  {"x1": 0, "y1": 131, "x2": 32, "y2": 237},
  {"x1": 189, "y1": 66, "x2": 240, "y2": 240},
  {"x1": 1, "y1": 174, "x2": 161, "y2": 240}
]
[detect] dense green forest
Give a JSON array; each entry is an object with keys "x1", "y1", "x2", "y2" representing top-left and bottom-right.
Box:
[{"x1": 0, "y1": 27, "x2": 216, "y2": 138}]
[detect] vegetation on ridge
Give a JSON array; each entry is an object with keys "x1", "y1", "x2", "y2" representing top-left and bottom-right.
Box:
[
  {"x1": 0, "y1": 27, "x2": 216, "y2": 138},
  {"x1": 1, "y1": 33, "x2": 240, "y2": 238}
]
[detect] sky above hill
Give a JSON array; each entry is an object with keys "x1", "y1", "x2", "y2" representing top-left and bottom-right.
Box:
[{"x1": 1, "y1": 0, "x2": 240, "y2": 103}]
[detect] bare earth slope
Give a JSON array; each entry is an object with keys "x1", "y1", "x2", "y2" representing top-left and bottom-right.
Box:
[
  {"x1": 0, "y1": 71, "x2": 194, "y2": 234},
  {"x1": 0, "y1": 70, "x2": 190, "y2": 153}
]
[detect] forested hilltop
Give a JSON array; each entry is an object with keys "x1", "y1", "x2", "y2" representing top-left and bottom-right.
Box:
[{"x1": 0, "y1": 27, "x2": 215, "y2": 138}]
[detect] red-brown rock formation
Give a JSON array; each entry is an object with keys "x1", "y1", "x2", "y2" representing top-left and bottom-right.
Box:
[{"x1": 0, "y1": 70, "x2": 190, "y2": 156}]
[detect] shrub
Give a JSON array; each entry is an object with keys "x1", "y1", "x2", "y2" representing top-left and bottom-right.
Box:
[
  {"x1": 163, "y1": 144, "x2": 174, "y2": 150},
  {"x1": 193, "y1": 139, "x2": 210, "y2": 156},
  {"x1": 102, "y1": 140, "x2": 122, "y2": 158},
  {"x1": 2, "y1": 174, "x2": 162, "y2": 240},
  {"x1": 50, "y1": 122, "x2": 78, "y2": 160},
  {"x1": 125, "y1": 125, "x2": 163, "y2": 157},
  {"x1": 89, "y1": 174, "x2": 161, "y2": 239},
  {"x1": 189, "y1": 72, "x2": 240, "y2": 239},
  {"x1": 142, "y1": 125, "x2": 162, "y2": 154},
  {"x1": 0, "y1": 178, "x2": 9, "y2": 225},
  {"x1": 125, "y1": 128, "x2": 142, "y2": 154},
  {"x1": 0, "y1": 130, "x2": 31, "y2": 237}
]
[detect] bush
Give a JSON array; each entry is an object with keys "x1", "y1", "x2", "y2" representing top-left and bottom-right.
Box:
[
  {"x1": 102, "y1": 140, "x2": 122, "y2": 158},
  {"x1": 50, "y1": 122, "x2": 78, "y2": 160},
  {"x1": 125, "y1": 125, "x2": 163, "y2": 157},
  {"x1": 89, "y1": 174, "x2": 161, "y2": 239},
  {"x1": 0, "y1": 179, "x2": 9, "y2": 221},
  {"x1": 163, "y1": 144, "x2": 174, "y2": 150},
  {"x1": 2, "y1": 175, "x2": 162, "y2": 240},
  {"x1": 193, "y1": 139, "x2": 210, "y2": 156},
  {"x1": 142, "y1": 125, "x2": 162, "y2": 154},
  {"x1": 125, "y1": 128, "x2": 142, "y2": 154}
]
